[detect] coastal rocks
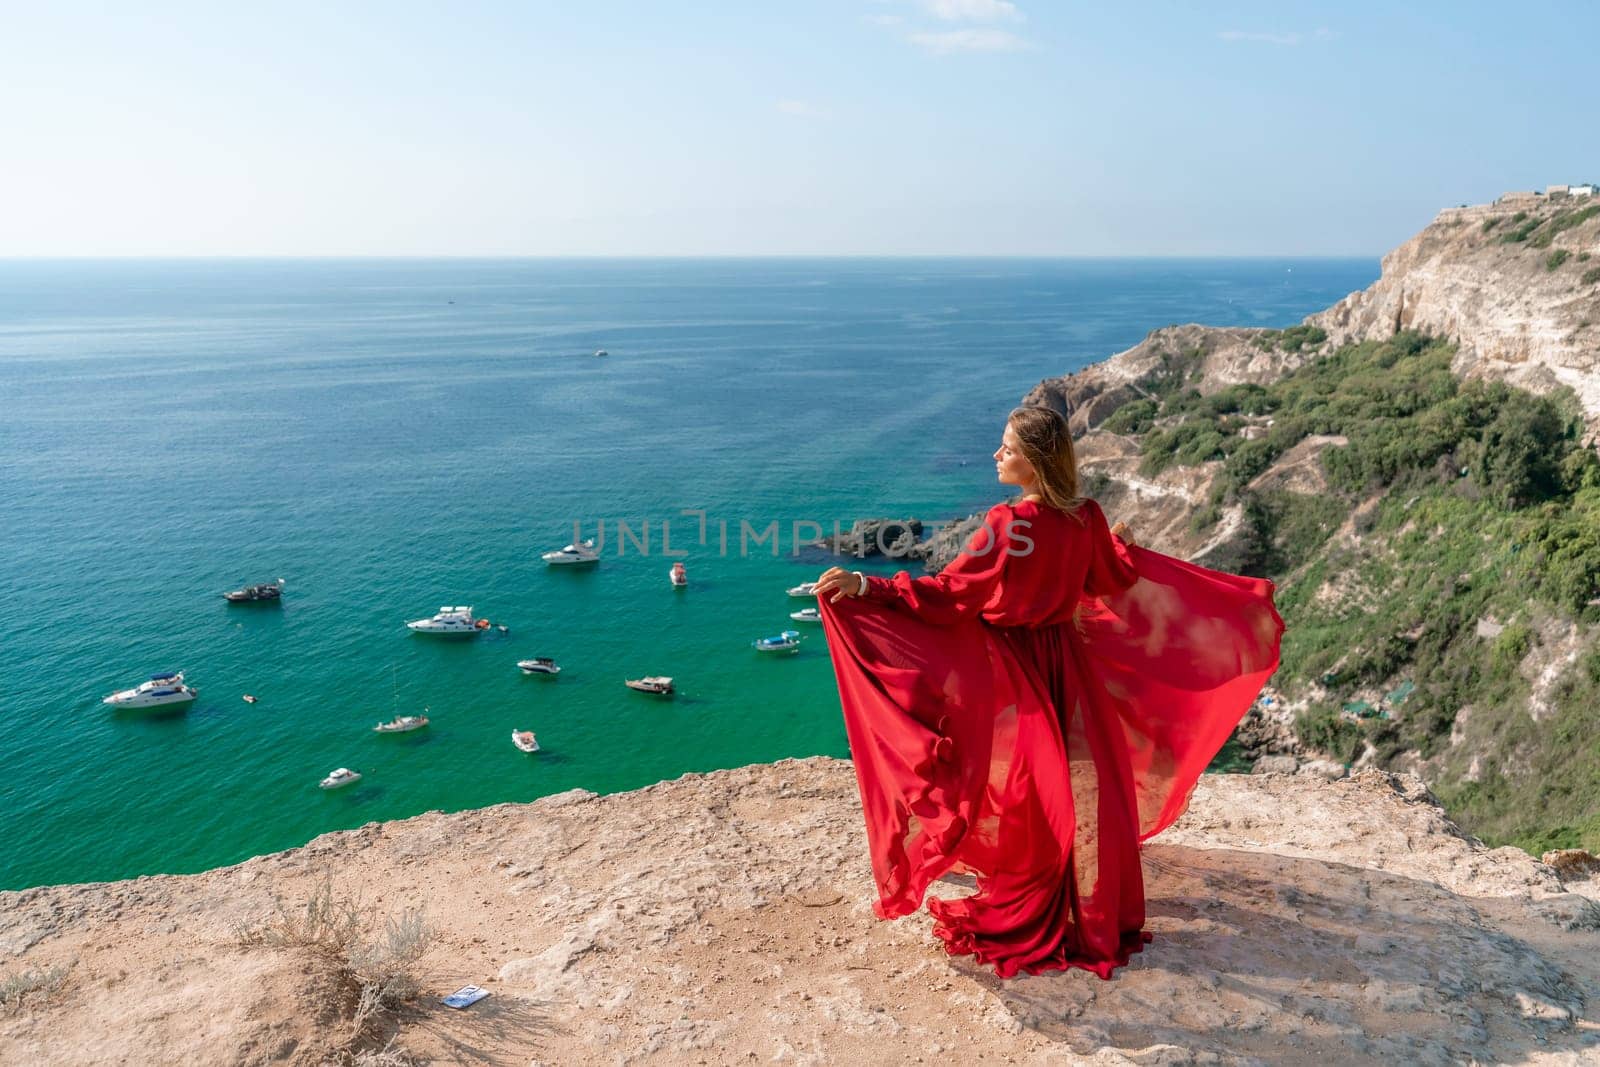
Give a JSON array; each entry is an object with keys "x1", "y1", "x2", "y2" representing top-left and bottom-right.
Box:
[
  {"x1": 1297, "y1": 759, "x2": 1349, "y2": 781},
  {"x1": 907, "y1": 513, "x2": 985, "y2": 573},
  {"x1": 1024, "y1": 324, "x2": 1294, "y2": 436},
  {"x1": 4, "y1": 759, "x2": 1600, "y2": 1065},
  {"x1": 1251, "y1": 755, "x2": 1299, "y2": 775},
  {"x1": 814, "y1": 519, "x2": 923, "y2": 560},
  {"x1": 1542, "y1": 848, "x2": 1600, "y2": 881}
]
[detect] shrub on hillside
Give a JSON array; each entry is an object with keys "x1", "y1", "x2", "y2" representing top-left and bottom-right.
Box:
[
  {"x1": 1466, "y1": 391, "x2": 1570, "y2": 508},
  {"x1": 1294, "y1": 705, "x2": 1362, "y2": 764},
  {"x1": 1100, "y1": 397, "x2": 1158, "y2": 435},
  {"x1": 1530, "y1": 204, "x2": 1600, "y2": 248}
]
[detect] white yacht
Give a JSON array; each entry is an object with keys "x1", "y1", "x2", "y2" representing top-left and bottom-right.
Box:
[
  {"x1": 517, "y1": 657, "x2": 561, "y2": 675},
  {"x1": 789, "y1": 607, "x2": 822, "y2": 624},
  {"x1": 319, "y1": 767, "x2": 362, "y2": 789},
  {"x1": 786, "y1": 582, "x2": 819, "y2": 598},
  {"x1": 406, "y1": 606, "x2": 481, "y2": 635},
  {"x1": 512, "y1": 729, "x2": 541, "y2": 753},
  {"x1": 542, "y1": 539, "x2": 599, "y2": 566},
  {"x1": 103, "y1": 671, "x2": 198, "y2": 710}
]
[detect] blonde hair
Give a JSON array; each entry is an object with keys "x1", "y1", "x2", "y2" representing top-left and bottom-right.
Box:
[{"x1": 1007, "y1": 405, "x2": 1083, "y2": 514}]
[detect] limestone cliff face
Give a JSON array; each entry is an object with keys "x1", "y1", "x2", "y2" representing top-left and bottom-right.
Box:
[
  {"x1": 3, "y1": 759, "x2": 1599, "y2": 1065},
  {"x1": 1312, "y1": 198, "x2": 1600, "y2": 430}
]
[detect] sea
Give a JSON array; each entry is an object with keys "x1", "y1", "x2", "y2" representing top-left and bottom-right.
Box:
[{"x1": 0, "y1": 257, "x2": 1377, "y2": 891}]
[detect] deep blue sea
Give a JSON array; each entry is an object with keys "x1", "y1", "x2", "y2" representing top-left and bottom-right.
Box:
[{"x1": 0, "y1": 257, "x2": 1376, "y2": 890}]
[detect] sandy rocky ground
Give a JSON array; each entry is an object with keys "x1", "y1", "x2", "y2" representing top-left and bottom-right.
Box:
[{"x1": 3, "y1": 757, "x2": 1600, "y2": 1066}]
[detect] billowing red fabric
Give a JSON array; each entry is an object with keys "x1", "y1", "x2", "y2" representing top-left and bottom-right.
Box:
[{"x1": 819, "y1": 498, "x2": 1282, "y2": 979}]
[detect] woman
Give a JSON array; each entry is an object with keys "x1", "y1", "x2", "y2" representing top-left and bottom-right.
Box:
[{"x1": 814, "y1": 405, "x2": 1282, "y2": 979}]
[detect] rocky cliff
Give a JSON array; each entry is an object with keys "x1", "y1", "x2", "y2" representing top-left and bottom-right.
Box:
[
  {"x1": 1002, "y1": 193, "x2": 1600, "y2": 572},
  {"x1": 1313, "y1": 198, "x2": 1600, "y2": 428},
  {"x1": 3, "y1": 759, "x2": 1599, "y2": 1066},
  {"x1": 1029, "y1": 194, "x2": 1600, "y2": 441}
]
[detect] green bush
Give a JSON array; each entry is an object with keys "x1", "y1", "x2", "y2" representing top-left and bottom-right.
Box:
[
  {"x1": 1481, "y1": 217, "x2": 1501, "y2": 233},
  {"x1": 1140, "y1": 417, "x2": 1234, "y2": 474},
  {"x1": 1294, "y1": 705, "x2": 1363, "y2": 764},
  {"x1": 1530, "y1": 204, "x2": 1600, "y2": 248},
  {"x1": 1489, "y1": 622, "x2": 1532, "y2": 680},
  {"x1": 1466, "y1": 391, "x2": 1570, "y2": 507},
  {"x1": 1582, "y1": 266, "x2": 1600, "y2": 286},
  {"x1": 1546, "y1": 249, "x2": 1571, "y2": 271},
  {"x1": 1100, "y1": 398, "x2": 1158, "y2": 435},
  {"x1": 1279, "y1": 324, "x2": 1328, "y2": 353}
]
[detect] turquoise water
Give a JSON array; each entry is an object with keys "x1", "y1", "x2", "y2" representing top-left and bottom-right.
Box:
[{"x1": 0, "y1": 258, "x2": 1375, "y2": 890}]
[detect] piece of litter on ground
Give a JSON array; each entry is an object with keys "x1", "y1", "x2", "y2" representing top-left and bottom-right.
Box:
[{"x1": 441, "y1": 985, "x2": 491, "y2": 1009}]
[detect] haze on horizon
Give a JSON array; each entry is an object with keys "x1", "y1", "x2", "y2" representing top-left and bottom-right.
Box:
[{"x1": 2, "y1": 1, "x2": 1596, "y2": 259}]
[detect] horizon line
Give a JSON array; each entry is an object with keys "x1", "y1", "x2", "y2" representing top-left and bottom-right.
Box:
[{"x1": 0, "y1": 252, "x2": 1382, "y2": 262}]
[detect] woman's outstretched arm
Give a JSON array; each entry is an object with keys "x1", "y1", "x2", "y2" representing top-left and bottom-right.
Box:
[{"x1": 815, "y1": 504, "x2": 1017, "y2": 625}]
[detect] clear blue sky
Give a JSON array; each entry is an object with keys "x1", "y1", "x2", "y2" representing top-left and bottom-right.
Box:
[{"x1": 2, "y1": 1, "x2": 1595, "y2": 256}]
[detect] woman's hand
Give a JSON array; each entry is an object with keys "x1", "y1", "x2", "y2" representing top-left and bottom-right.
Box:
[
  {"x1": 1110, "y1": 521, "x2": 1137, "y2": 547},
  {"x1": 815, "y1": 566, "x2": 866, "y2": 604}
]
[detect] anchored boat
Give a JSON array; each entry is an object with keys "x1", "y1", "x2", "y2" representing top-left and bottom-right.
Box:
[
  {"x1": 374, "y1": 715, "x2": 429, "y2": 734},
  {"x1": 406, "y1": 606, "x2": 481, "y2": 635},
  {"x1": 319, "y1": 767, "x2": 362, "y2": 790},
  {"x1": 224, "y1": 578, "x2": 284, "y2": 603},
  {"x1": 753, "y1": 630, "x2": 802, "y2": 654},
  {"x1": 542, "y1": 539, "x2": 599, "y2": 566},
  {"x1": 103, "y1": 671, "x2": 198, "y2": 710}
]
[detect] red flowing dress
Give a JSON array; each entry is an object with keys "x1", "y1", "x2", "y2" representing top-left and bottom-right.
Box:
[{"x1": 819, "y1": 498, "x2": 1283, "y2": 979}]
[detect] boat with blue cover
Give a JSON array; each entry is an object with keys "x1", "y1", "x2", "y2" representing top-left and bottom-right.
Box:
[{"x1": 752, "y1": 630, "x2": 802, "y2": 653}]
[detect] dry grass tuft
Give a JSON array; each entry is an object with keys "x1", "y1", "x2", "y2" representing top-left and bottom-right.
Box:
[
  {"x1": 237, "y1": 875, "x2": 434, "y2": 1055},
  {"x1": 0, "y1": 963, "x2": 70, "y2": 1013}
]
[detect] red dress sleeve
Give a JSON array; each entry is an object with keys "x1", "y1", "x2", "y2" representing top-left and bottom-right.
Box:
[
  {"x1": 1083, "y1": 499, "x2": 1138, "y2": 598},
  {"x1": 861, "y1": 504, "x2": 1014, "y2": 625}
]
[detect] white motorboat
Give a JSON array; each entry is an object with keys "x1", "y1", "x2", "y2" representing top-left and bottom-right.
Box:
[
  {"x1": 518, "y1": 657, "x2": 561, "y2": 675},
  {"x1": 374, "y1": 715, "x2": 429, "y2": 734},
  {"x1": 625, "y1": 676, "x2": 674, "y2": 696},
  {"x1": 753, "y1": 630, "x2": 802, "y2": 653},
  {"x1": 786, "y1": 582, "x2": 818, "y2": 598},
  {"x1": 789, "y1": 607, "x2": 822, "y2": 623},
  {"x1": 542, "y1": 539, "x2": 599, "y2": 566},
  {"x1": 669, "y1": 561, "x2": 688, "y2": 588},
  {"x1": 512, "y1": 729, "x2": 541, "y2": 753},
  {"x1": 319, "y1": 767, "x2": 362, "y2": 789},
  {"x1": 406, "y1": 605, "x2": 481, "y2": 635},
  {"x1": 103, "y1": 671, "x2": 198, "y2": 710},
  {"x1": 594, "y1": 348, "x2": 608, "y2": 358}
]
